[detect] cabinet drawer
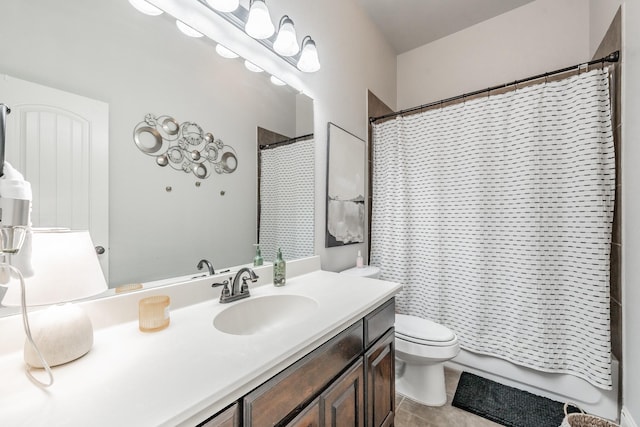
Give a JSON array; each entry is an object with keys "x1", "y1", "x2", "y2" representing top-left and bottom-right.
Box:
[
  {"x1": 364, "y1": 298, "x2": 395, "y2": 347},
  {"x1": 244, "y1": 320, "x2": 364, "y2": 427}
]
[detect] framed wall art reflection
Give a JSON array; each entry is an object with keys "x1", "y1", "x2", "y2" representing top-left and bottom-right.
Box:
[{"x1": 325, "y1": 122, "x2": 365, "y2": 247}]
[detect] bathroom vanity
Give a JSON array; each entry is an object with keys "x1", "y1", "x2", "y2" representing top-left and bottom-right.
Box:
[
  {"x1": 0, "y1": 257, "x2": 401, "y2": 427},
  {"x1": 202, "y1": 298, "x2": 395, "y2": 427}
]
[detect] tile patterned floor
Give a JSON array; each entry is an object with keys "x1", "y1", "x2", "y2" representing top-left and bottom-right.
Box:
[{"x1": 395, "y1": 367, "x2": 503, "y2": 427}]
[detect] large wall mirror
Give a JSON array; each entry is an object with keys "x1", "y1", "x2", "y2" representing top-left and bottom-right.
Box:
[{"x1": 0, "y1": 0, "x2": 314, "y2": 308}]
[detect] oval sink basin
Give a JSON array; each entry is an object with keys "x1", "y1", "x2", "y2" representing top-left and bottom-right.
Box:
[{"x1": 213, "y1": 295, "x2": 319, "y2": 335}]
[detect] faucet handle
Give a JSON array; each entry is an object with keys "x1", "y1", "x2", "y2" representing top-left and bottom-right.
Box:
[
  {"x1": 212, "y1": 279, "x2": 230, "y2": 299},
  {"x1": 240, "y1": 276, "x2": 256, "y2": 294}
]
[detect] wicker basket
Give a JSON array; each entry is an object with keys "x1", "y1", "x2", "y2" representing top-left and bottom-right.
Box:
[{"x1": 560, "y1": 404, "x2": 619, "y2": 427}]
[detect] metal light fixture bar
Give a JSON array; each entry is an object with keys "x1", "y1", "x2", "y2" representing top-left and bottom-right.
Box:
[{"x1": 196, "y1": 0, "x2": 301, "y2": 69}]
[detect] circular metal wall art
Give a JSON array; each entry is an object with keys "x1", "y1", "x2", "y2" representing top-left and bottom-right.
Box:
[{"x1": 133, "y1": 113, "x2": 238, "y2": 179}]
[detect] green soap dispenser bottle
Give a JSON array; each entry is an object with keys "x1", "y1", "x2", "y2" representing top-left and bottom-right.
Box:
[
  {"x1": 253, "y1": 244, "x2": 264, "y2": 267},
  {"x1": 273, "y1": 248, "x2": 286, "y2": 287}
]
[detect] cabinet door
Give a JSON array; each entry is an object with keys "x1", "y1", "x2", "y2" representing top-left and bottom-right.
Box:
[
  {"x1": 199, "y1": 403, "x2": 239, "y2": 427},
  {"x1": 285, "y1": 398, "x2": 321, "y2": 427},
  {"x1": 322, "y1": 359, "x2": 364, "y2": 427},
  {"x1": 365, "y1": 329, "x2": 395, "y2": 427}
]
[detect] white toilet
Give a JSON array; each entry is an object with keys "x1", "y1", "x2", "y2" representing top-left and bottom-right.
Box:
[
  {"x1": 395, "y1": 314, "x2": 460, "y2": 406},
  {"x1": 339, "y1": 265, "x2": 381, "y2": 279},
  {"x1": 339, "y1": 265, "x2": 460, "y2": 406}
]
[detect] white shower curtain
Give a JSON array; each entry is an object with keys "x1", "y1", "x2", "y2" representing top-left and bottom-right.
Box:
[
  {"x1": 371, "y1": 68, "x2": 615, "y2": 389},
  {"x1": 259, "y1": 138, "x2": 315, "y2": 262}
]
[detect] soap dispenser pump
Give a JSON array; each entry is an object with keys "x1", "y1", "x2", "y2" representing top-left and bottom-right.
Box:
[
  {"x1": 356, "y1": 250, "x2": 364, "y2": 268},
  {"x1": 273, "y1": 248, "x2": 286, "y2": 286},
  {"x1": 253, "y1": 244, "x2": 264, "y2": 267}
]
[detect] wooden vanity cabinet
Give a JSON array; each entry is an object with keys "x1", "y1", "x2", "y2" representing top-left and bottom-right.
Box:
[
  {"x1": 199, "y1": 298, "x2": 395, "y2": 427},
  {"x1": 197, "y1": 403, "x2": 239, "y2": 427}
]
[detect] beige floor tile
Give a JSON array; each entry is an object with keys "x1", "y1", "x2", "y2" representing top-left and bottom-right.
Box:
[
  {"x1": 444, "y1": 367, "x2": 462, "y2": 397},
  {"x1": 395, "y1": 367, "x2": 502, "y2": 427}
]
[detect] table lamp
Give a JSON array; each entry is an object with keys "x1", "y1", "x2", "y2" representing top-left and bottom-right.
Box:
[{"x1": 1, "y1": 229, "x2": 108, "y2": 368}]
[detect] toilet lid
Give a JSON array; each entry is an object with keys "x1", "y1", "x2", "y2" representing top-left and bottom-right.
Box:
[
  {"x1": 395, "y1": 314, "x2": 456, "y2": 344},
  {"x1": 340, "y1": 266, "x2": 381, "y2": 278}
]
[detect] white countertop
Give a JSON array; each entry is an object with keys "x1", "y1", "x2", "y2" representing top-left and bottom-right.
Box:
[{"x1": 0, "y1": 267, "x2": 401, "y2": 427}]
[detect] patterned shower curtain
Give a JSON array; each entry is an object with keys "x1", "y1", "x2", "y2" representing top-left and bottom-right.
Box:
[
  {"x1": 371, "y1": 68, "x2": 615, "y2": 389},
  {"x1": 259, "y1": 137, "x2": 315, "y2": 262}
]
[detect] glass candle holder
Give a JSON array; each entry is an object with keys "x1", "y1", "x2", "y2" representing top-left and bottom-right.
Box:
[{"x1": 138, "y1": 295, "x2": 170, "y2": 332}]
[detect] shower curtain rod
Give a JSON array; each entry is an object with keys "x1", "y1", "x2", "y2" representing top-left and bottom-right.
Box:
[
  {"x1": 369, "y1": 50, "x2": 620, "y2": 124},
  {"x1": 259, "y1": 133, "x2": 314, "y2": 150}
]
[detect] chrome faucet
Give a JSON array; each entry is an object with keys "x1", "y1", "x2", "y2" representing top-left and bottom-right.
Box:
[
  {"x1": 212, "y1": 267, "x2": 258, "y2": 303},
  {"x1": 197, "y1": 259, "x2": 215, "y2": 276}
]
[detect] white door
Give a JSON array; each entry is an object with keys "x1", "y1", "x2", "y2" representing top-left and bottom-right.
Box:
[{"x1": 0, "y1": 74, "x2": 109, "y2": 281}]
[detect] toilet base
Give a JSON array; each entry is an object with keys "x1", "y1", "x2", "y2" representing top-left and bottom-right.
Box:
[{"x1": 396, "y1": 360, "x2": 447, "y2": 406}]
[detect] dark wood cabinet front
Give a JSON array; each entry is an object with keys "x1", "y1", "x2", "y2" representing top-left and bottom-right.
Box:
[
  {"x1": 365, "y1": 329, "x2": 395, "y2": 427},
  {"x1": 286, "y1": 398, "x2": 321, "y2": 427},
  {"x1": 198, "y1": 403, "x2": 239, "y2": 427},
  {"x1": 321, "y1": 360, "x2": 365, "y2": 427}
]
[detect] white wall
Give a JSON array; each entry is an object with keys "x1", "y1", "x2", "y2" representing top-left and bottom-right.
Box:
[
  {"x1": 397, "y1": 0, "x2": 590, "y2": 109},
  {"x1": 590, "y1": 0, "x2": 622, "y2": 55},
  {"x1": 622, "y1": 0, "x2": 640, "y2": 423}
]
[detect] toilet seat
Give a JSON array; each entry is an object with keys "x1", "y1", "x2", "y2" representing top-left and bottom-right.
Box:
[{"x1": 395, "y1": 314, "x2": 457, "y2": 347}]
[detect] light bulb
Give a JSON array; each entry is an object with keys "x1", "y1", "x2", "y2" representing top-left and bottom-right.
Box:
[
  {"x1": 245, "y1": 0, "x2": 274, "y2": 40},
  {"x1": 205, "y1": 0, "x2": 239, "y2": 13},
  {"x1": 297, "y1": 36, "x2": 320, "y2": 73},
  {"x1": 215, "y1": 44, "x2": 239, "y2": 59},
  {"x1": 128, "y1": 0, "x2": 163, "y2": 16},
  {"x1": 244, "y1": 60, "x2": 264, "y2": 73},
  {"x1": 176, "y1": 20, "x2": 203, "y2": 38},
  {"x1": 273, "y1": 15, "x2": 299, "y2": 57},
  {"x1": 270, "y1": 76, "x2": 286, "y2": 86}
]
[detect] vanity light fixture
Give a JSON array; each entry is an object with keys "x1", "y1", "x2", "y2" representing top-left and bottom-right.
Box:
[
  {"x1": 297, "y1": 36, "x2": 320, "y2": 73},
  {"x1": 270, "y1": 75, "x2": 286, "y2": 86},
  {"x1": 244, "y1": 60, "x2": 264, "y2": 73},
  {"x1": 215, "y1": 43, "x2": 239, "y2": 59},
  {"x1": 205, "y1": 0, "x2": 239, "y2": 13},
  {"x1": 273, "y1": 15, "x2": 299, "y2": 57},
  {"x1": 245, "y1": 0, "x2": 275, "y2": 40},
  {"x1": 176, "y1": 20, "x2": 204, "y2": 37},
  {"x1": 128, "y1": 0, "x2": 163, "y2": 16},
  {"x1": 197, "y1": 0, "x2": 321, "y2": 73}
]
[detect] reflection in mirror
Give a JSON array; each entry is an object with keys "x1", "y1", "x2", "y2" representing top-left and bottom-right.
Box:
[
  {"x1": 0, "y1": 0, "x2": 314, "y2": 312},
  {"x1": 258, "y1": 121, "x2": 314, "y2": 262}
]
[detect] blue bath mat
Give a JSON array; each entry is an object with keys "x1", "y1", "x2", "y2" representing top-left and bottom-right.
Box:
[{"x1": 452, "y1": 372, "x2": 580, "y2": 427}]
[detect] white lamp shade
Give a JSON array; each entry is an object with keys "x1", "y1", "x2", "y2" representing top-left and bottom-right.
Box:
[
  {"x1": 206, "y1": 0, "x2": 239, "y2": 12},
  {"x1": 273, "y1": 16, "x2": 299, "y2": 57},
  {"x1": 128, "y1": 0, "x2": 163, "y2": 16},
  {"x1": 297, "y1": 36, "x2": 320, "y2": 73},
  {"x1": 215, "y1": 44, "x2": 239, "y2": 59},
  {"x1": 245, "y1": 0, "x2": 274, "y2": 39},
  {"x1": 1, "y1": 230, "x2": 108, "y2": 306},
  {"x1": 176, "y1": 20, "x2": 204, "y2": 38}
]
